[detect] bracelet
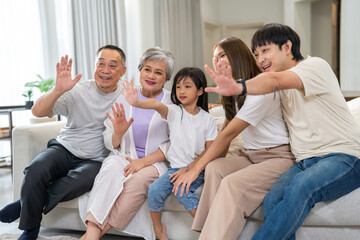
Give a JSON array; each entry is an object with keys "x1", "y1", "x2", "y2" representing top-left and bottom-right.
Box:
[
  {"x1": 185, "y1": 165, "x2": 188, "y2": 172},
  {"x1": 236, "y1": 79, "x2": 247, "y2": 96}
]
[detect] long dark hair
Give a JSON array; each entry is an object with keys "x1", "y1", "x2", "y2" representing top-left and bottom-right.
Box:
[
  {"x1": 214, "y1": 37, "x2": 262, "y2": 120},
  {"x1": 170, "y1": 67, "x2": 208, "y2": 112}
]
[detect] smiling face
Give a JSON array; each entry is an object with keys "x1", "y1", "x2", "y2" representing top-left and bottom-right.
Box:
[
  {"x1": 213, "y1": 45, "x2": 230, "y2": 73},
  {"x1": 94, "y1": 49, "x2": 126, "y2": 93},
  {"x1": 253, "y1": 42, "x2": 293, "y2": 73},
  {"x1": 175, "y1": 77, "x2": 203, "y2": 107},
  {"x1": 139, "y1": 60, "x2": 168, "y2": 98}
]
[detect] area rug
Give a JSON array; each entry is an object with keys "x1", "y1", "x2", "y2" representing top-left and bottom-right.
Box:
[{"x1": 0, "y1": 234, "x2": 78, "y2": 240}]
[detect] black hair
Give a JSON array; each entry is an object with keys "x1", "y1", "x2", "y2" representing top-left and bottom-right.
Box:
[
  {"x1": 170, "y1": 67, "x2": 209, "y2": 112},
  {"x1": 96, "y1": 45, "x2": 126, "y2": 65},
  {"x1": 251, "y1": 23, "x2": 304, "y2": 61}
]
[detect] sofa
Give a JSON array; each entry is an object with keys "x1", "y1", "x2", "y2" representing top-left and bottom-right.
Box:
[{"x1": 12, "y1": 97, "x2": 360, "y2": 240}]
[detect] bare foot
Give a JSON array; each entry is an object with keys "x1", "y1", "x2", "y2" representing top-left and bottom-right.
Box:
[{"x1": 159, "y1": 223, "x2": 168, "y2": 240}]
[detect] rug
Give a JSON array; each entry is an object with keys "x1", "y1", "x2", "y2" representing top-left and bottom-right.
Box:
[{"x1": 0, "y1": 234, "x2": 78, "y2": 240}]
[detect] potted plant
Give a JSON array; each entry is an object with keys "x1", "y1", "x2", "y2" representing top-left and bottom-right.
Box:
[
  {"x1": 22, "y1": 88, "x2": 34, "y2": 109},
  {"x1": 25, "y1": 74, "x2": 55, "y2": 93}
]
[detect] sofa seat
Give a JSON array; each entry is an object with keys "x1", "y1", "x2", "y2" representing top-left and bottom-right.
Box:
[{"x1": 12, "y1": 97, "x2": 360, "y2": 240}]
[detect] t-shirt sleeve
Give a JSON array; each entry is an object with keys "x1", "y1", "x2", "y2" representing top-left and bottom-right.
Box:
[
  {"x1": 165, "y1": 104, "x2": 178, "y2": 122},
  {"x1": 235, "y1": 94, "x2": 276, "y2": 127},
  {"x1": 52, "y1": 91, "x2": 71, "y2": 117},
  {"x1": 205, "y1": 114, "x2": 218, "y2": 141},
  {"x1": 289, "y1": 57, "x2": 330, "y2": 97}
]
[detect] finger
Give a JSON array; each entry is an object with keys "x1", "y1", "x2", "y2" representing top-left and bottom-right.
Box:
[
  {"x1": 111, "y1": 105, "x2": 117, "y2": 117},
  {"x1": 186, "y1": 182, "x2": 191, "y2": 195},
  {"x1": 212, "y1": 57, "x2": 219, "y2": 73},
  {"x1": 73, "y1": 73, "x2": 82, "y2": 83},
  {"x1": 125, "y1": 157, "x2": 133, "y2": 162},
  {"x1": 180, "y1": 184, "x2": 185, "y2": 197},
  {"x1": 115, "y1": 102, "x2": 122, "y2": 116},
  {"x1": 205, "y1": 64, "x2": 217, "y2": 79},
  {"x1": 205, "y1": 86, "x2": 218, "y2": 93},
  {"x1": 67, "y1": 58, "x2": 73, "y2": 71},
  {"x1": 106, "y1": 112, "x2": 113, "y2": 121},
  {"x1": 119, "y1": 103, "x2": 125, "y2": 117},
  {"x1": 128, "y1": 117, "x2": 134, "y2": 125},
  {"x1": 172, "y1": 184, "x2": 179, "y2": 196}
]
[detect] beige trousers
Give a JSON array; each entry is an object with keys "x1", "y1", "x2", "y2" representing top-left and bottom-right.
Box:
[
  {"x1": 193, "y1": 144, "x2": 295, "y2": 240},
  {"x1": 86, "y1": 165, "x2": 158, "y2": 230}
]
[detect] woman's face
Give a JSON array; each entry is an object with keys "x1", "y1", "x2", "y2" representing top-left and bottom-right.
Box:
[
  {"x1": 213, "y1": 45, "x2": 230, "y2": 73},
  {"x1": 139, "y1": 60, "x2": 168, "y2": 98}
]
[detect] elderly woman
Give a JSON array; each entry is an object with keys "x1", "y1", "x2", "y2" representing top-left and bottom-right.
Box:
[{"x1": 80, "y1": 47, "x2": 175, "y2": 240}]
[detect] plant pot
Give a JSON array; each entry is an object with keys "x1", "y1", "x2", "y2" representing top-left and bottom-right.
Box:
[{"x1": 25, "y1": 101, "x2": 34, "y2": 109}]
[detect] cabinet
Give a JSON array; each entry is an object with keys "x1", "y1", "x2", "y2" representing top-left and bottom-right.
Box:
[{"x1": 0, "y1": 106, "x2": 27, "y2": 169}]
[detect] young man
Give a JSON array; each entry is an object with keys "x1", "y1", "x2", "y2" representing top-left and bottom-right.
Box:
[
  {"x1": 0, "y1": 45, "x2": 127, "y2": 240},
  {"x1": 205, "y1": 23, "x2": 360, "y2": 240}
]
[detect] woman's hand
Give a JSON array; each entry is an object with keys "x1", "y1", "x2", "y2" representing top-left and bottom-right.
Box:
[
  {"x1": 121, "y1": 80, "x2": 139, "y2": 107},
  {"x1": 106, "y1": 102, "x2": 134, "y2": 135},
  {"x1": 124, "y1": 157, "x2": 146, "y2": 177},
  {"x1": 172, "y1": 169, "x2": 200, "y2": 197},
  {"x1": 169, "y1": 168, "x2": 186, "y2": 183},
  {"x1": 55, "y1": 55, "x2": 82, "y2": 93}
]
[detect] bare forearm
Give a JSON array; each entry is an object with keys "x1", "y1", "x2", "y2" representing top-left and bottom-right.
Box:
[
  {"x1": 112, "y1": 133, "x2": 124, "y2": 149},
  {"x1": 135, "y1": 99, "x2": 168, "y2": 118},
  {"x1": 142, "y1": 149, "x2": 166, "y2": 166},
  {"x1": 32, "y1": 88, "x2": 64, "y2": 117}
]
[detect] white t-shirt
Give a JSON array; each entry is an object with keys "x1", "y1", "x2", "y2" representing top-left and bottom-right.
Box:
[
  {"x1": 164, "y1": 105, "x2": 217, "y2": 168},
  {"x1": 281, "y1": 56, "x2": 360, "y2": 161},
  {"x1": 236, "y1": 93, "x2": 289, "y2": 149}
]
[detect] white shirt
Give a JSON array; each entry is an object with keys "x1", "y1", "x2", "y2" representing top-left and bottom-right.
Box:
[
  {"x1": 236, "y1": 93, "x2": 289, "y2": 149},
  {"x1": 164, "y1": 105, "x2": 217, "y2": 169}
]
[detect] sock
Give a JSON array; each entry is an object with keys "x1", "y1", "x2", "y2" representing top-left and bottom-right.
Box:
[
  {"x1": 0, "y1": 199, "x2": 21, "y2": 223},
  {"x1": 18, "y1": 226, "x2": 40, "y2": 240}
]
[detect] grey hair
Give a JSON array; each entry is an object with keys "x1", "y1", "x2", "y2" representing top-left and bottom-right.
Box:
[{"x1": 138, "y1": 47, "x2": 175, "y2": 80}]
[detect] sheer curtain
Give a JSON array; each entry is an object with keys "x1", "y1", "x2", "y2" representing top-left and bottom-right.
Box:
[
  {"x1": 153, "y1": 0, "x2": 203, "y2": 88},
  {"x1": 70, "y1": 0, "x2": 133, "y2": 82}
]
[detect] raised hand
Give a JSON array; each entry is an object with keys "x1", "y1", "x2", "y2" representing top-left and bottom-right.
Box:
[
  {"x1": 106, "y1": 102, "x2": 134, "y2": 136},
  {"x1": 204, "y1": 57, "x2": 242, "y2": 96},
  {"x1": 55, "y1": 55, "x2": 82, "y2": 93},
  {"x1": 120, "y1": 80, "x2": 139, "y2": 107}
]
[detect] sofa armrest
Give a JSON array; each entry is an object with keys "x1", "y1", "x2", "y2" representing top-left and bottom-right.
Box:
[{"x1": 12, "y1": 121, "x2": 65, "y2": 200}]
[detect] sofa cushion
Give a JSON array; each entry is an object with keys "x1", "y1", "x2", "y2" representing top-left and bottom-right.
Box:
[{"x1": 209, "y1": 106, "x2": 243, "y2": 157}]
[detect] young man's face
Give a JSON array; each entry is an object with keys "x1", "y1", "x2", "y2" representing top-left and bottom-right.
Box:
[{"x1": 253, "y1": 43, "x2": 291, "y2": 72}]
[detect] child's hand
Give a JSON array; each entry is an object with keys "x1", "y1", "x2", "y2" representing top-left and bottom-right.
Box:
[
  {"x1": 124, "y1": 157, "x2": 146, "y2": 177},
  {"x1": 106, "y1": 102, "x2": 134, "y2": 135},
  {"x1": 169, "y1": 168, "x2": 186, "y2": 183},
  {"x1": 121, "y1": 80, "x2": 139, "y2": 107}
]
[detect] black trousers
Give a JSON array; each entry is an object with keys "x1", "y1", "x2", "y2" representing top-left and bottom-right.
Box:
[{"x1": 19, "y1": 139, "x2": 102, "y2": 230}]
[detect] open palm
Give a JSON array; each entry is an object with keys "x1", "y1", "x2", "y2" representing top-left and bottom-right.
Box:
[
  {"x1": 121, "y1": 80, "x2": 139, "y2": 107},
  {"x1": 106, "y1": 102, "x2": 133, "y2": 135},
  {"x1": 55, "y1": 55, "x2": 82, "y2": 92}
]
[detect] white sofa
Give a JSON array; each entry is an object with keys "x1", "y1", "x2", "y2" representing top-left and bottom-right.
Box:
[{"x1": 12, "y1": 97, "x2": 360, "y2": 240}]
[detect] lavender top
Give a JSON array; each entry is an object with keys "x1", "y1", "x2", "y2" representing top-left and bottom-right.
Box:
[{"x1": 132, "y1": 89, "x2": 165, "y2": 158}]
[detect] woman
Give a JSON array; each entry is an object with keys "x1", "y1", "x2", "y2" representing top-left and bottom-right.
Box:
[
  {"x1": 172, "y1": 37, "x2": 295, "y2": 240},
  {"x1": 80, "y1": 47, "x2": 175, "y2": 240}
]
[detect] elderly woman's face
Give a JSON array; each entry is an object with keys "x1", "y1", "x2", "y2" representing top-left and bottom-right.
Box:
[{"x1": 139, "y1": 60, "x2": 167, "y2": 97}]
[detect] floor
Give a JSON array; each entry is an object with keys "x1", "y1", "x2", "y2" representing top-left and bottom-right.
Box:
[{"x1": 0, "y1": 168, "x2": 141, "y2": 239}]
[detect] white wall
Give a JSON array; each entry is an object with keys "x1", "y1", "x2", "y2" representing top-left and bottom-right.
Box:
[{"x1": 340, "y1": 0, "x2": 360, "y2": 91}]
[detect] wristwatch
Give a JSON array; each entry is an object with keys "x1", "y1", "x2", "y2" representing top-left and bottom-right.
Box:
[{"x1": 235, "y1": 79, "x2": 247, "y2": 96}]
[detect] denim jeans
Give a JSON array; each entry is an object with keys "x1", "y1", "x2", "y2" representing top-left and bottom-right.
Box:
[
  {"x1": 148, "y1": 168, "x2": 204, "y2": 212},
  {"x1": 252, "y1": 153, "x2": 360, "y2": 240}
]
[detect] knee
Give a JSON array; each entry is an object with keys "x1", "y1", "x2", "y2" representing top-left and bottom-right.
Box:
[
  {"x1": 148, "y1": 183, "x2": 166, "y2": 210},
  {"x1": 129, "y1": 173, "x2": 150, "y2": 192},
  {"x1": 205, "y1": 160, "x2": 222, "y2": 180}
]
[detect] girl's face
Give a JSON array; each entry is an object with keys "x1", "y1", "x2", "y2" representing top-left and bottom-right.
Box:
[
  {"x1": 139, "y1": 60, "x2": 168, "y2": 98},
  {"x1": 176, "y1": 77, "x2": 203, "y2": 107},
  {"x1": 213, "y1": 45, "x2": 230, "y2": 73}
]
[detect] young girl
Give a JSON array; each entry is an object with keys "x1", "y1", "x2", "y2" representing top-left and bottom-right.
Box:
[{"x1": 121, "y1": 67, "x2": 217, "y2": 240}]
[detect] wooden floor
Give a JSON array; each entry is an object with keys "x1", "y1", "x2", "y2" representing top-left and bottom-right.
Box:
[{"x1": 0, "y1": 168, "x2": 141, "y2": 239}]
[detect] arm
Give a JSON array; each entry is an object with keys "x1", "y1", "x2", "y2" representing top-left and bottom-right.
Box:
[
  {"x1": 123, "y1": 148, "x2": 166, "y2": 177},
  {"x1": 121, "y1": 80, "x2": 168, "y2": 118},
  {"x1": 106, "y1": 102, "x2": 134, "y2": 149},
  {"x1": 32, "y1": 55, "x2": 82, "y2": 117},
  {"x1": 172, "y1": 117, "x2": 250, "y2": 196},
  {"x1": 205, "y1": 57, "x2": 303, "y2": 96}
]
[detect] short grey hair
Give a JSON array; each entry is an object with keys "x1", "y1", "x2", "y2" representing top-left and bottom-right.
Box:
[{"x1": 138, "y1": 47, "x2": 175, "y2": 80}]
